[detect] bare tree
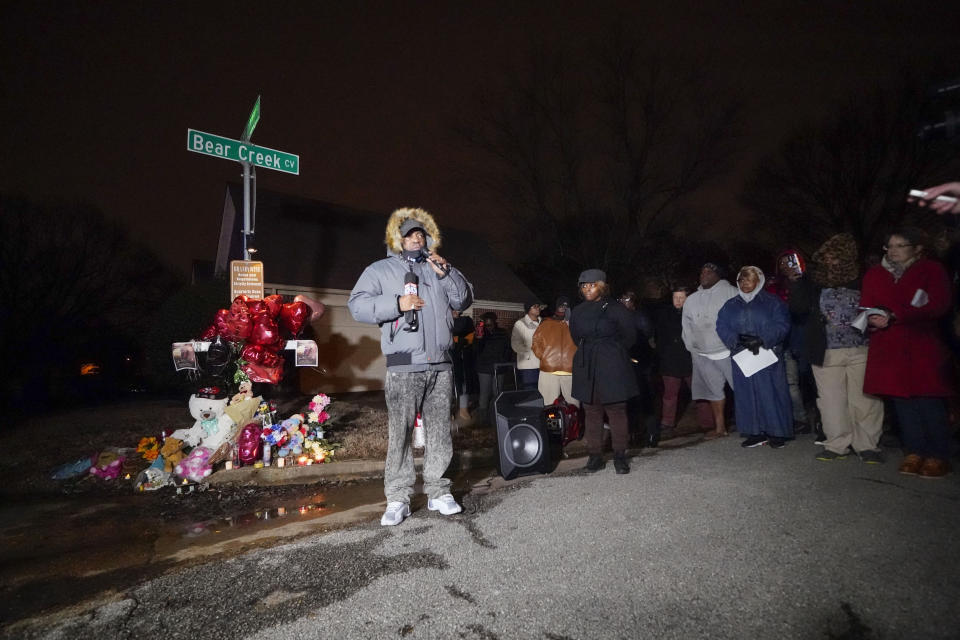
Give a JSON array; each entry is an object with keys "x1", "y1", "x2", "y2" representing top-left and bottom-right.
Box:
[
  {"x1": 458, "y1": 27, "x2": 740, "y2": 291},
  {"x1": 0, "y1": 195, "x2": 182, "y2": 409},
  {"x1": 741, "y1": 78, "x2": 960, "y2": 259}
]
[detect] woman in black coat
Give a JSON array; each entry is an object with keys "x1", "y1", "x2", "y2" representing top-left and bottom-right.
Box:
[{"x1": 570, "y1": 269, "x2": 640, "y2": 474}]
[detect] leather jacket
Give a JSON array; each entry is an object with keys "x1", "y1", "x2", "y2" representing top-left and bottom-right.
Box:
[{"x1": 531, "y1": 317, "x2": 577, "y2": 373}]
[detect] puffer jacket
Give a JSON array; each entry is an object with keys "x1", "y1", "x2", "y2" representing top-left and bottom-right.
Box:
[
  {"x1": 348, "y1": 207, "x2": 474, "y2": 371},
  {"x1": 531, "y1": 317, "x2": 576, "y2": 373}
]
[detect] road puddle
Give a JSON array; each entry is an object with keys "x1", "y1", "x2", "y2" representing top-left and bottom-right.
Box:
[{"x1": 0, "y1": 467, "x2": 492, "y2": 624}]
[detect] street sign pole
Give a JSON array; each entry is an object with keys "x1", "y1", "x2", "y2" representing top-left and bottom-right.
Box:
[
  {"x1": 242, "y1": 161, "x2": 252, "y2": 260},
  {"x1": 241, "y1": 95, "x2": 261, "y2": 262}
]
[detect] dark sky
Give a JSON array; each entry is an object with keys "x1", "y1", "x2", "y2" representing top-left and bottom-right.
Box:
[{"x1": 2, "y1": 0, "x2": 958, "y2": 276}]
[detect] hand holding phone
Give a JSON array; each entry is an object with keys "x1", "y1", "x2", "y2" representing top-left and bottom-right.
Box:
[
  {"x1": 908, "y1": 189, "x2": 959, "y2": 205},
  {"x1": 784, "y1": 252, "x2": 803, "y2": 279}
]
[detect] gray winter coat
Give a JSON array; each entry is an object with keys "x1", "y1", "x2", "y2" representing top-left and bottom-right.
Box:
[{"x1": 348, "y1": 208, "x2": 474, "y2": 372}]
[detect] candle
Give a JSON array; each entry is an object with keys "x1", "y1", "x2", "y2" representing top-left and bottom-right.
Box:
[
  {"x1": 298, "y1": 455, "x2": 308, "y2": 466},
  {"x1": 276, "y1": 457, "x2": 285, "y2": 468},
  {"x1": 225, "y1": 460, "x2": 233, "y2": 470}
]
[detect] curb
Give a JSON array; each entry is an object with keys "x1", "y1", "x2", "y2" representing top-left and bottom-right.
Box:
[
  {"x1": 206, "y1": 432, "x2": 708, "y2": 488},
  {"x1": 207, "y1": 446, "x2": 499, "y2": 487}
]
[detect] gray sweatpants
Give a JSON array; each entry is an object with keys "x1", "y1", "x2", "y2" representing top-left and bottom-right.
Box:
[{"x1": 384, "y1": 369, "x2": 455, "y2": 504}]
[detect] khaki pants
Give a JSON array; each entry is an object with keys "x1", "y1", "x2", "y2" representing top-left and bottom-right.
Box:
[
  {"x1": 811, "y1": 347, "x2": 883, "y2": 454},
  {"x1": 538, "y1": 372, "x2": 579, "y2": 407}
]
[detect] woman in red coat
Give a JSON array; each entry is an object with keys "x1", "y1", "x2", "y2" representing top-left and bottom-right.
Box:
[{"x1": 860, "y1": 228, "x2": 954, "y2": 478}]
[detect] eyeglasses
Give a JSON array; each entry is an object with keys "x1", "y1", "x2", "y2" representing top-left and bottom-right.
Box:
[
  {"x1": 579, "y1": 282, "x2": 597, "y2": 289},
  {"x1": 883, "y1": 243, "x2": 914, "y2": 250}
]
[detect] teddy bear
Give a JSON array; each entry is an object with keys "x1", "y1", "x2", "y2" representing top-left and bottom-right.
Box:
[
  {"x1": 231, "y1": 380, "x2": 253, "y2": 405},
  {"x1": 277, "y1": 415, "x2": 306, "y2": 457},
  {"x1": 170, "y1": 389, "x2": 230, "y2": 448},
  {"x1": 159, "y1": 437, "x2": 187, "y2": 473},
  {"x1": 175, "y1": 446, "x2": 213, "y2": 483},
  {"x1": 89, "y1": 451, "x2": 124, "y2": 480}
]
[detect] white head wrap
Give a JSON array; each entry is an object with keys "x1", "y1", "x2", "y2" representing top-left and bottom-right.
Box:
[{"x1": 737, "y1": 266, "x2": 766, "y2": 303}]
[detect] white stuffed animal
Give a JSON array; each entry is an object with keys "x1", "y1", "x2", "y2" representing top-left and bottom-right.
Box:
[{"x1": 170, "y1": 390, "x2": 230, "y2": 448}]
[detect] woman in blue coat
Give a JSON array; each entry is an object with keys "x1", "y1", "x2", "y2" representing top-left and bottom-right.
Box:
[{"x1": 716, "y1": 266, "x2": 794, "y2": 448}]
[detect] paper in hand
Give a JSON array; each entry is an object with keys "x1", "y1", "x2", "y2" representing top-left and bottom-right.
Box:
[
  {"x1": 911, "y1": 289, "x2": 929, "y2": 308},
  {"x1": 732, "y1": 347, "x2": 778, "y2": 378},
  {"x1": 851, "y1": 307, "x2": 889, "y2": 333}
]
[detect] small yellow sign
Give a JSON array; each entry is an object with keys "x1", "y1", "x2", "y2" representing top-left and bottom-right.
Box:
[{"x1": 230, "y1": 260, "x2": 264, "y2": 301}]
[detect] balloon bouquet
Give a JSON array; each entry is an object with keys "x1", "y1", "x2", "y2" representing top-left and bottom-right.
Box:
[{"x1": 196, "y1": 294, "x2": 321, "y2": 386}]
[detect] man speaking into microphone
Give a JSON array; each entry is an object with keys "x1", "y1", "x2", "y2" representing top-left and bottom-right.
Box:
[{"x1": 349, "y1": 207, "x2": 474, "y2": 526}]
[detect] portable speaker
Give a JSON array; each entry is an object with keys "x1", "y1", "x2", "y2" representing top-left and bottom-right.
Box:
[{"x1": 494, "y1": 389, "x2": 562, "y2": 480}]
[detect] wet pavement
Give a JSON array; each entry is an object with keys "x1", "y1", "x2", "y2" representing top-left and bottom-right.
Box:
[
  {"x1": 4, "y1": 434, "x2": 958, "y2": 640},
  {"x1": 0, "y1": 466, "x2": 490, "y2": 626}
]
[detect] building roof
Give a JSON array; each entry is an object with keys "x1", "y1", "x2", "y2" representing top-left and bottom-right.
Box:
[{"x1": 215, "y1": 184, "x2": 536, "y2": 304}]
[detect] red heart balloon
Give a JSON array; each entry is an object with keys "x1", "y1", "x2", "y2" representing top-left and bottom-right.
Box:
[
  {"x1": 263, "y1": 350, "x2": 281, "y2": 368},
  {"x1": 249, "y1": 316, "x2": 282, "y2": 347},
  {"x1": 242, "y1": 361, "x2": 282, "y2": 384},
  {"x1": 213, "y1": 309, "x2": 231, "y2": 338},
  {"x1": 294, "y1": 294, "x2": 326, "y2": 323},
  {"x1": 224, "y1": 300, "x2": 252, "y2": 341},
  {"x1": 241, "y1": 343, "x2": 264, "y2": 364},
  {"x1": 233, "y1": 295, "x2": 250, "y2": 307},
  {"x1": 226, "y1": 315, "x2": 251, "y2": 341},
  {"x1": 280, "y1": 302, "x2": 309, "y2": 337},
  {"x1": 246, "y1": 299, "x2": 269, "y2": 320},
  {"x1": 264, "y1": 294, "x2": 283, "y2": 318},
  {"x1": 198, "y1": 322, "x2": 218, "y2": 341},
  {"x1": 241, "y1": 343, "x2": 281, "y2": 367}
]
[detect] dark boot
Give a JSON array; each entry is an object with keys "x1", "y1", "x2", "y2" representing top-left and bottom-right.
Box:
[
  {"x1": 584, "y1": 454, "x2": 606, "y2": 472},
  {"x1": 613, "y1": 453, "x2": 630, "y2": 475}
]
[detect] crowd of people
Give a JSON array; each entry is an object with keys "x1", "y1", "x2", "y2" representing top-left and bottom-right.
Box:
[{"x1": 350, "y1": 183, "x2": 959, "y2": 525}]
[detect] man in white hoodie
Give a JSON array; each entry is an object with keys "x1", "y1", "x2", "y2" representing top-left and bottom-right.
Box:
[{"x1": 682, "y1": 262, "x2": 739, "y2": 438}]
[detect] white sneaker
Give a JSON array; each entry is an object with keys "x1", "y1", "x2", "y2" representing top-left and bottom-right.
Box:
[
  {"x1": 380, "y1": 501, "x2": 410, "y2": 526},
  {"x1": 427, "y1": 493, "x2": 462, "y2": 516}
]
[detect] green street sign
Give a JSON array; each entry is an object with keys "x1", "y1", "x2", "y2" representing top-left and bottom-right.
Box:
[
  {"x1": 242, "y1": 95, "x2": 261, "y2": 142},
  {"x1": 187, "y1": 128, "x2": 299, "y2": 175}
]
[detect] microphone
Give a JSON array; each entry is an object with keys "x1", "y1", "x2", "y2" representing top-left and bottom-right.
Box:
[
  {"x1": 403, "y1": 271, "x2": 419, "y2": 332},
  {"x1": 421, "y1": 249, "x2": 450, "y2": 274}
]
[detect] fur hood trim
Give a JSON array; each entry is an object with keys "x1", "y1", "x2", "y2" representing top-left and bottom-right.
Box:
[{"x1": 384, "y1": 207, "x2": 442, "y2": 254}]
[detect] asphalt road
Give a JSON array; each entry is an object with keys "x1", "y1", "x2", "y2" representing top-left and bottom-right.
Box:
[{"x1": 8, "y1": 436, "x2": 959, "y2": 640}]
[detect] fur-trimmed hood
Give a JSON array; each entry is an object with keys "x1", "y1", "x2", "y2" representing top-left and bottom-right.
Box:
[{"x1": 384, "y1": 207, "x2": 442, "y2": 255}]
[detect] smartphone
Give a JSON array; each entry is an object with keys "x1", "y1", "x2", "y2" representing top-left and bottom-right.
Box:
[
  {"x1": 908, "y1": 189, "x2": 959, "y2": 205},
  {"x1": 785, "y1": 252, "x2": 803, "y2": 274}
]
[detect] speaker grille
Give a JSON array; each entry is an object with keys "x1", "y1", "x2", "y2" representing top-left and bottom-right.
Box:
[{"x1": 502, "y1": 422, "x2": 543, "y2": 467}]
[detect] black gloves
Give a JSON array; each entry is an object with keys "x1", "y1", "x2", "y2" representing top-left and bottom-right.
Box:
[{"x1": 738, "y1": 334, "x2": 764, "y2": 355}]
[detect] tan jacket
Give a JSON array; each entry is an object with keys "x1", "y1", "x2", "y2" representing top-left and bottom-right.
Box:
[{"x1": 531, "y1": 317, "x2": 577, "y2": 373}]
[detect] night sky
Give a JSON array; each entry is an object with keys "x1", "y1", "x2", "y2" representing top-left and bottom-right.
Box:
[{"x1": 2, "y1": 0, "x2": 958, "y2": 276}]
